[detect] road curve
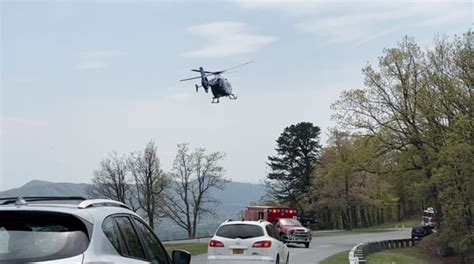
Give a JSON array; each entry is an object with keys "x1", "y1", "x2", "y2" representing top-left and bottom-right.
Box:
[
  {"x1": 289, "y1": 229, "x2": 410, "y2": 264},
  {"x1": 174, "y1": 229, "x2": 411, "y2": 264}
]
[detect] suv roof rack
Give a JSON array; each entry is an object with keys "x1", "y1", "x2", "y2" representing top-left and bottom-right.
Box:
[
  {"x1": 78, "y1": 199, "x2": 130, "y2": 210},
  {"x1": 0, "y1": 196, "x2": 87, "y2": 205}
]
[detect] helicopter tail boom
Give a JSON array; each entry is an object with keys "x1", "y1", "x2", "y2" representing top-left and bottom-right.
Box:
[{"x1": 198, "y1": 67, "x2": 210, "y2": 92}]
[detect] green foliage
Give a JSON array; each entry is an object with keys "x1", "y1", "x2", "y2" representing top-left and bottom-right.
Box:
[
  {"x1": 311, "y1": 131, "x2": 396, "y2": 230},
  {"x1": 163, "y1": 243, "x2": 208, "y2": 256},
  {"x1": 265, "y1": 122, "x2": 322, "y2": 213},
  {"x1": 434, "y1": 115, "x2": 474, "y2": 260},
  {"x1": 367, "y1": 247, "x2": 443, "y2": 264},
  {"x1": 325, "y1": 29, "x2": 473, "y2": 260}
]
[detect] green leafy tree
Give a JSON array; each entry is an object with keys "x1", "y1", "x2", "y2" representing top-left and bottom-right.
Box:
[
  {"x1": 265, "y1": 122, "x2": 322, "y2": 214},
  {"x1": 434, "y1": 115, "x2": 474, "y2": 261},
  {"x1": 310, "y1": 131, "x2": 391, "y2": 230},
  {"x1": 331, "y1": 37, "x2": 438, "y2": 205},
  {"x1": 330, "y1": 30, "x2": 473, "y2": 261}
]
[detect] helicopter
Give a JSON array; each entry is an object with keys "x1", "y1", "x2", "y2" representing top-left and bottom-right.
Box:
[{"x1": 179, "y1": 61, "x2": 253, "y2": 103}]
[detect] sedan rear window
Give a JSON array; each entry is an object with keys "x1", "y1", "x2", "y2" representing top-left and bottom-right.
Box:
[
  {"x1": 0, "y1": 211, "x2": 89, "y2": 263},
  {"x1": 216, "y1": 224, "x2": 264, "y2": 239}
]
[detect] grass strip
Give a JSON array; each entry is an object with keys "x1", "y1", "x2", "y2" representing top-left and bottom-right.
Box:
[
  {"x1": 319, "y1": 250, "x2": 350, "y2": 264},
  {"x1": 164, "y1": 243, "x2": 208, "y2": 256},
  {"x1": 367, "y1": 246, "x2": 443, "y2": 264}
]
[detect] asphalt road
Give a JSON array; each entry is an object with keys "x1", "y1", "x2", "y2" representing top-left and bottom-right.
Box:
[{"x1": 183, "y1": 229, "x2": 411, "y2": 264}]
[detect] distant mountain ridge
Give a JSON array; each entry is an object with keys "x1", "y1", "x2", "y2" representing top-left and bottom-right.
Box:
[
  {"x1": 0, "y1": 180, "x2": 90, "y2": 197},
  {"x1": 0, "y1": 180, "x2": 266, "y2": 240}
]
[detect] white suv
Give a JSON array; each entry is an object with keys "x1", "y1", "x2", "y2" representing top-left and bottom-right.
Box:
[
  {"x1": 207, "y1": 220, "x2": 289, "y2": 264},
  {"x1": 0, "y1": 196, "x2": 191, "y2": 264}
]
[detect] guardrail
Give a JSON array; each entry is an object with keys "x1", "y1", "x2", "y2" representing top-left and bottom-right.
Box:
[{"x1": 349, "y1": 238, "x2": 420, "y2": 264}]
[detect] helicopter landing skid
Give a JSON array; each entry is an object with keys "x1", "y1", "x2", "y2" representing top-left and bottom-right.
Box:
[{"x1": 211, "y1": 97, "x2": 220, "y2": 103}]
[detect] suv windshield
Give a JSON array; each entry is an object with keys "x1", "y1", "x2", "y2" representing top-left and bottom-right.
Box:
[
  {"x1": 216, "y1": 224, "x2": 264, "y2": 239},
  {"x1": 279, "y1": 219, "x2": 302, "y2": 226},
  {"x1": 0, "y1": 211, "x2": 89, "y2": 263}
]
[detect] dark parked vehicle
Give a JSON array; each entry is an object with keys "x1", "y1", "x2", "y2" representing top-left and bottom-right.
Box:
[{"x1": 411, "y1": 224, "x2": 434, "y2": 239}]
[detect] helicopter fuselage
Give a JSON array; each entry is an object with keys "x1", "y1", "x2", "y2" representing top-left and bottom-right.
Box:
[
  {"x1": 180, "y1": 61, "x2": 252, "y2": 103},
  {"x1": 209, "y1": 76, "x2": 233, "y2": 98}
]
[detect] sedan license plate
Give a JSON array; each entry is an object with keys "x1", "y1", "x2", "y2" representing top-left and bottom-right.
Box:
[{"x1": 232, "y1": 249, "x2": 244, "y2": 255}]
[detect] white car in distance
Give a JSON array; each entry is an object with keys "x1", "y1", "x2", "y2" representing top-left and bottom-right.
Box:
[{"x1": 207, "y1": 220, "x2": 289, "y2": 264}]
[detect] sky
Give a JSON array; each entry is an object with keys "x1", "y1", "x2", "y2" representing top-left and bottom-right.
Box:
[{"x1": 1, "y1": 0, "x2": 472, "y2": 190}]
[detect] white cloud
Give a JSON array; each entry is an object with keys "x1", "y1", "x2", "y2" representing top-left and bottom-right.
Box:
[
  {"x1": 235, "y1": 0, "x2": 325, "y2": 16},
  {"x1": 76, "y1": 50, "x2": 125, "y2": 70},
  {"x1": 234, "y1": 1, "x2": 472, "y2": 44},
  {"x1": 416, "y1": 10, "x2": 472, "y2": 27},
  {"x1": 295, "y1": 9, "x2": 406, "y2": 43},
  {"x1": 181, "y1": 22, "x2": 276, "y2": 58}
]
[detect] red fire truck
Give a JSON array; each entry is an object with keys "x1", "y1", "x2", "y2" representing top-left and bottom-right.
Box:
[
  {"x1": 244, "y1": 206, "x2": 297, "y2": 223},
  {"x1": 244, "y1": 206, "x2": 312, "y2": 247}
]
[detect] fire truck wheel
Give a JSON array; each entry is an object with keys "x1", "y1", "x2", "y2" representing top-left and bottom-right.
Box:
[{"x1": 304, "y1": 242, "x2": 310, "y2": 248}]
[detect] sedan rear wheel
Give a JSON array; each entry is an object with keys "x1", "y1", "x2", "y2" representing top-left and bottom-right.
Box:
[
  {"x1": 275, "y1": 255, "x2": 279, "y2": 264},
  {"x1": 286, "y1": 253, "x2": 290, "y2": 264}
]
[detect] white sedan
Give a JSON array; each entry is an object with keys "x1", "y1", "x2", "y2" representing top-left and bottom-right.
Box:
[{"x1": 207, "y1": 220, "x2": 290, "y2": 264}]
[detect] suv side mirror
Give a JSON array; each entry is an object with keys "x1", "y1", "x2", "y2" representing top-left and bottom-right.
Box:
[{"x1": 172, "y1": 250, "x2": 191, "y2": 264}]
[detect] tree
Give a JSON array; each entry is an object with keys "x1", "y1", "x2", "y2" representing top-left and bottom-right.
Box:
[
  {"x1": 162, "y1": 143, "x2": 228, "y2": 238},
  {"x1": 129, "y1": 140, "x2": 170, "y2": 229},
  {"x1": 87, "y1": 152, "x2": 134, "y2": 208},
  {"x1": 310, "y1": 131, "x2": 389, "y2": 230},
  {"x1": 265, "y1": 122, "x2": 322, "y2": 214},
  {"x1": 434, "y1": 115, "x2": 474, "y2": 261},
  {"x1": 330, "y1": 30, "x2": 473, "y2": 261}
]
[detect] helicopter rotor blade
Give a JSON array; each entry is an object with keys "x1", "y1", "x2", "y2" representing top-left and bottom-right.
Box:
[
  {"x1": 210, "y1": 60, "x2": 254, "y2": 74},
  {"x1": 181, "y1": 61, "x2": 253, "y2": 81},
  {"x1": 179, "y1": 76, "x2": 202, "y2": 82},
  {"x1": 180, "y1": 72, "x2": 215, "y2": 82},
  {"x1": 191, "y1": 69, "x2": 213, "y2": 74}
]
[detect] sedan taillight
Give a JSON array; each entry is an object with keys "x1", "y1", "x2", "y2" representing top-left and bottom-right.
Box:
[
  {"x1": 252, "y1": 240, "x2": 272, "y2": 248},
  {"x1": 209, "y1": 239, "x2": 225, "y2": 247}
]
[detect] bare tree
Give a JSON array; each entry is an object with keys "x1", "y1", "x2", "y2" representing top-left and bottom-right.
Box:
[
  {"x1": 87, "y1": 152, "x2": 133, "y2": 207},
  {"x1": 162, "y1": 143, "x2": 228, "y2": 238},
  {"x1": 129, "y1": 140, "x2": 170, "y2": 229}
]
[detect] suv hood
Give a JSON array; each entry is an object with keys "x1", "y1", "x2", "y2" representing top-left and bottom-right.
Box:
[
  {"x1": 280, "y1": 226, "x2": 309, "y2": 233},
  {"x1": 287, "y1": 226, "x2": 309, "y2": 232}
]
